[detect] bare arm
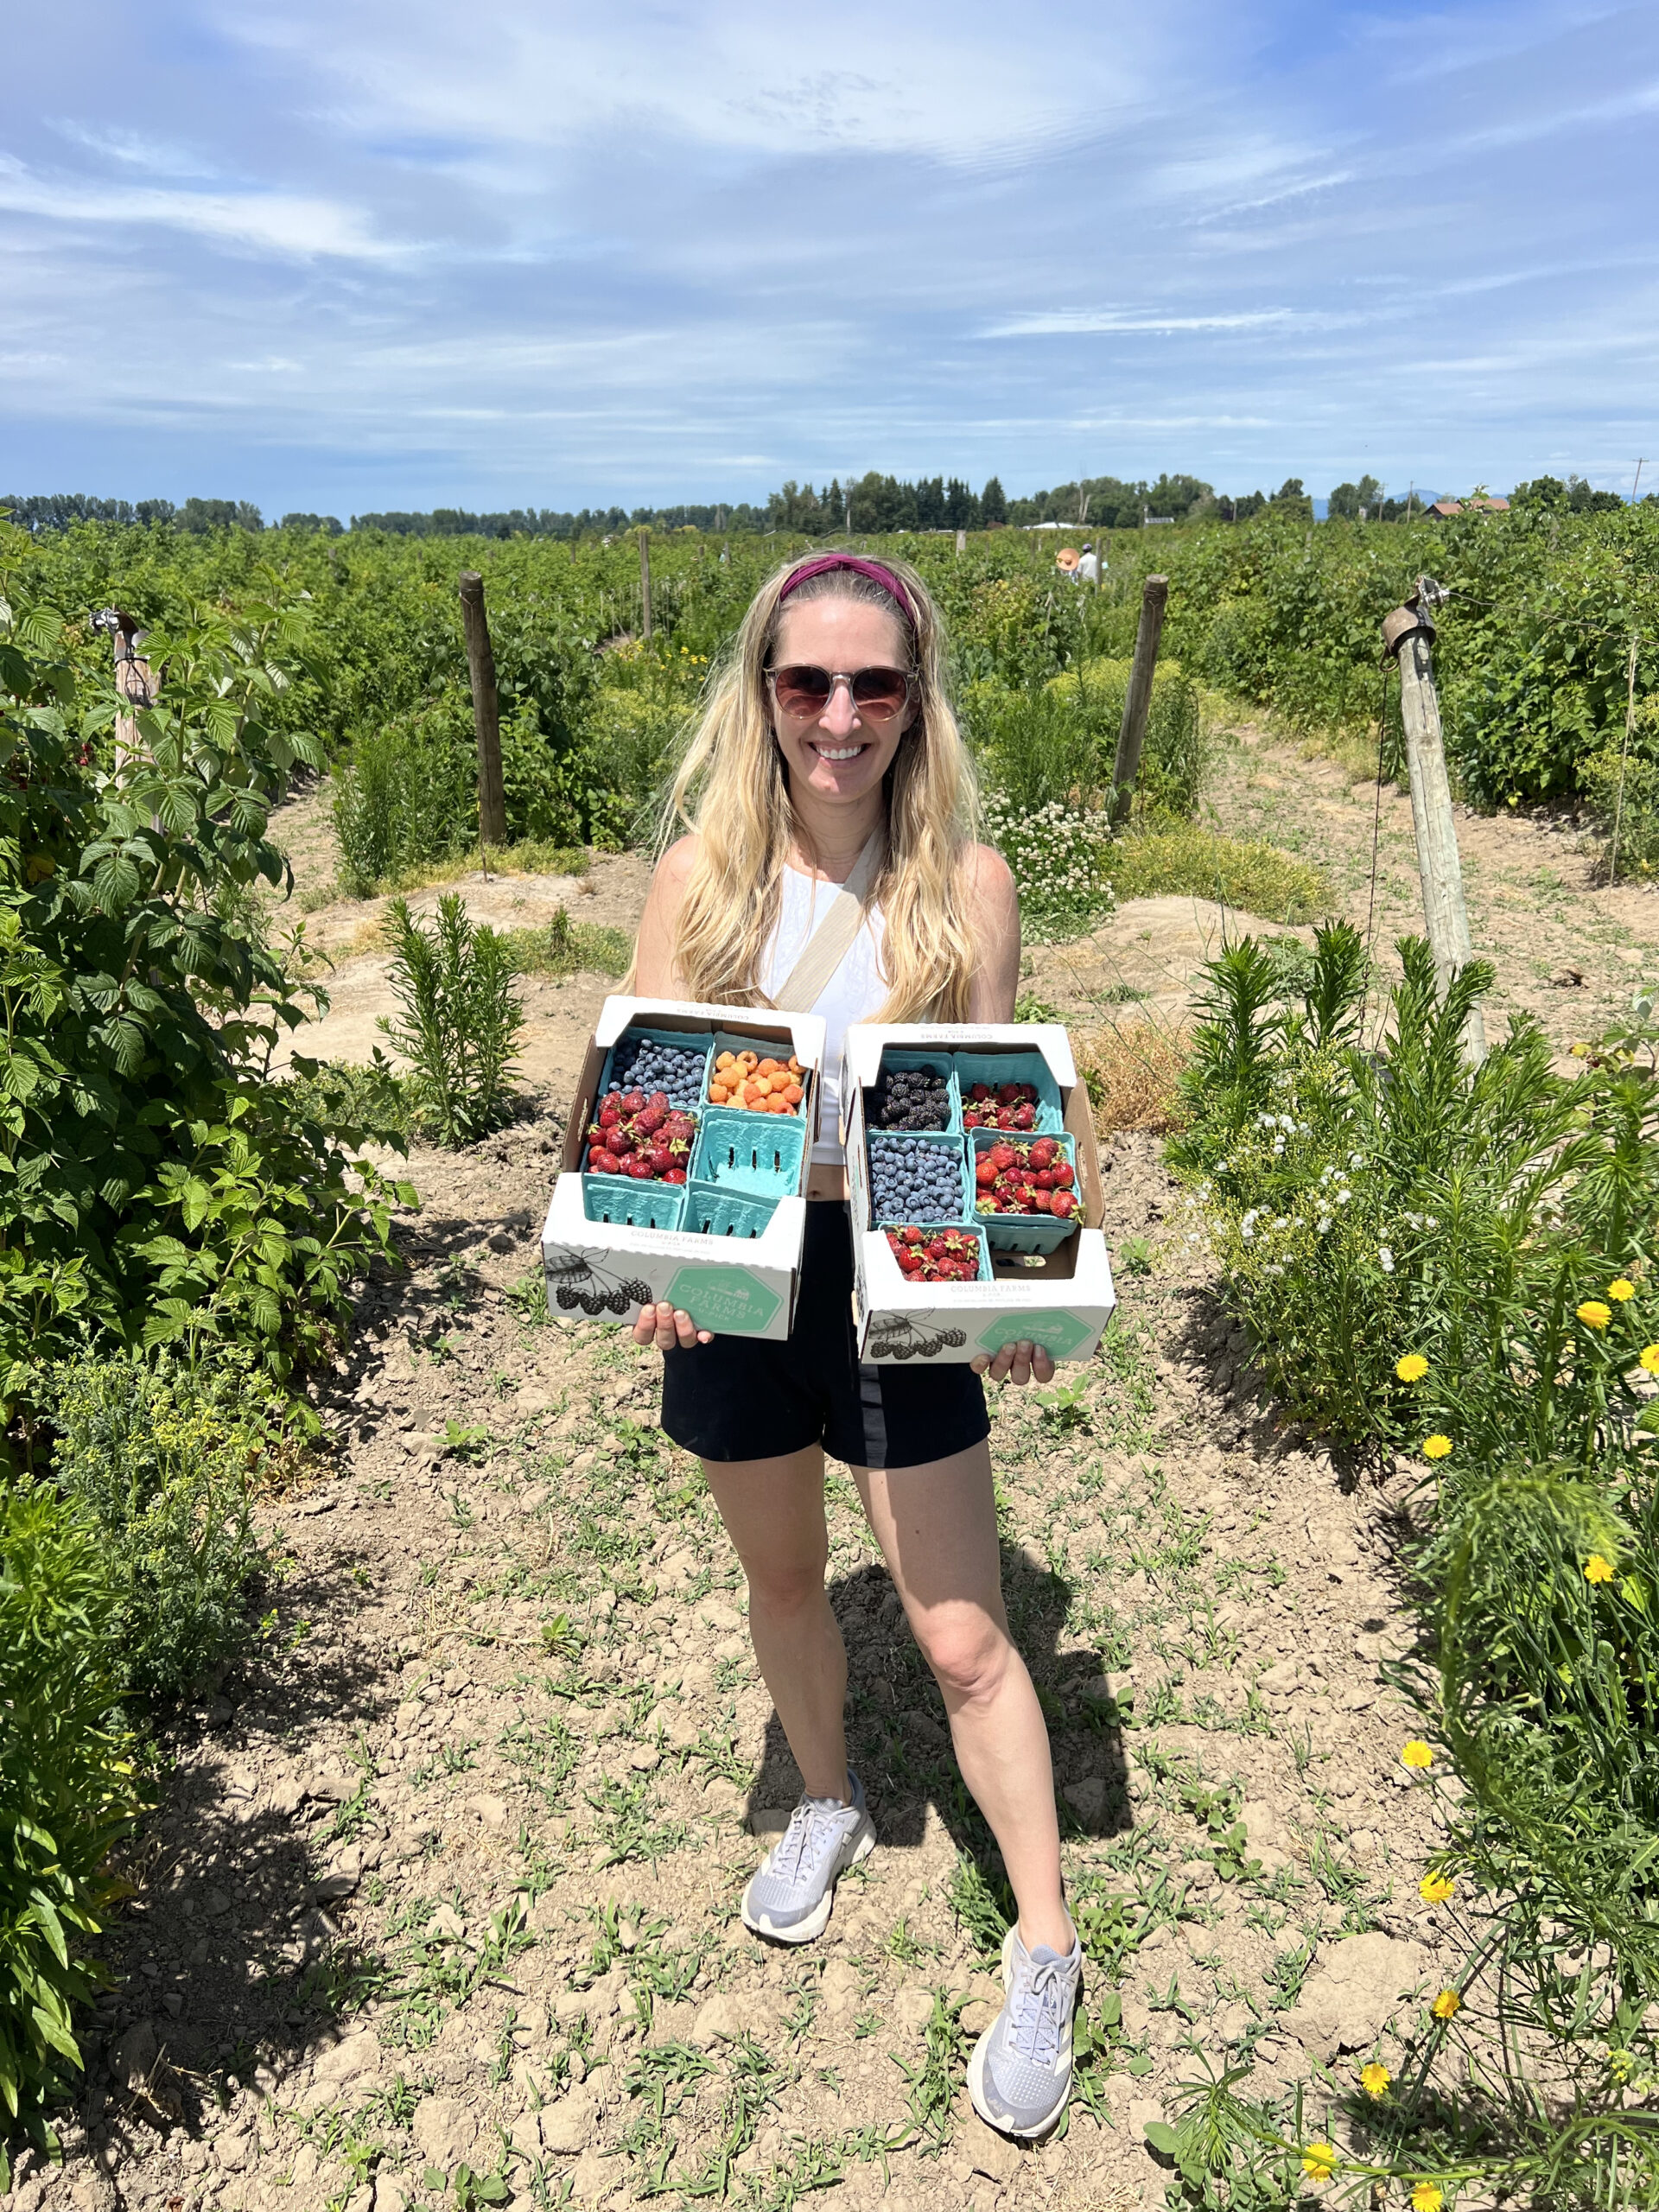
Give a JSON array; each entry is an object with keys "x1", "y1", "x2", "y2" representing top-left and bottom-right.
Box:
[
  {"x1": 631, "y1": 833, "x2": 699, "y2": 997},
  {"x1": 963, "y1": 842, "x2": 1021, "y2": 1021}
]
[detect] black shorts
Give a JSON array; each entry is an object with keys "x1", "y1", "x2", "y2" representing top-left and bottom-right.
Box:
[{"x1": 660, "y1": 1202, "x2": 991, "y2": 1471}]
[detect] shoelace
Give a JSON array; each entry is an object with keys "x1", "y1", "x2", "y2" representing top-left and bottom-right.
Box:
[
  {"x1": 767, "y1": 1798, "x2": 845, "y2": 1885},
  {"x1": 1005, "y1": 1950, "x2": 1074, "y2": 2069}
]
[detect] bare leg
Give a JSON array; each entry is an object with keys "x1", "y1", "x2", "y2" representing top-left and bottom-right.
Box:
[
  {"x1": 700, "y1": 1446, "x2": 849, "y2": 1803},
  {"x1": 854, "y1": 1443, "x2": 1071, "y2": 1954}
]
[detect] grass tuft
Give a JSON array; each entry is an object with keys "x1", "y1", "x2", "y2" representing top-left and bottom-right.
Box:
[
  {"x1": 1080, "y1": 1018, "x2": 1190, "y2": 1135},
  {"x1": 1103, "y1": 824, "x2": 1334, "y2": 924}
]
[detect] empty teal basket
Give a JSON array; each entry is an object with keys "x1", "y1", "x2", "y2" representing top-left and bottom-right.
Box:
[
  {"x1": 692, "y1": 1109, "x2": 807, "y2": 1196},
  {"x1": 684, "y1": 1184, "x2": 779, "y2": 1239},
  {"x1": 582, "y1": 1176, "x2": 686, "y2": 1233}
]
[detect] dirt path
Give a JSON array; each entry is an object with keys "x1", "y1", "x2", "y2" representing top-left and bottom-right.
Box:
[{"x1": 22, "y1": 739, "x2": 1656, "y2": 2212}]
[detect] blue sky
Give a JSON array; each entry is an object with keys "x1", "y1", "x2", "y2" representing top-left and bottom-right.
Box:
[{"x1": 3, "y1": 1, "x2": 1656, "y2": 516}]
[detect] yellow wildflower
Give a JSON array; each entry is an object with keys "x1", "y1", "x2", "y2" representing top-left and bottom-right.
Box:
[
  {"x1": 1421, "y1": 1871, "x2": 1456, "y2": 1905},
  {"x1": 1360, "y1": 2061, "x2": 1390, "y2": 2098},
  {"x1": 1412, "y1": 2186, "x2": 1446, "y2": 2212},
  {"x1": 1423, "y1": 1434, "x2": 1452, "y2": 1460},
  {"x1": 1300, "y1": 2140, "x2": 1337, "y2": 2181},
  {"x1": 1401, "y1": 1739, "x2": 1434, "y2": 1770},
  {"x1": 1608, "y1": 1279, "x2": 1636, "y2": 1301},
  {"x1": 1586, "y1": 1554, "x2": 1616, "y2": 1585},
  {"x1": 1641, "y1": 1344, "x2": 1659, "y2": 1376},
  {"x1": 1578, "y1": 1300, "x2": 1611, "y2": 1331},
  {"x1": 1432, "y1": 1987, "x2": 1461, "y2": 2020},
  {"x1": 1395, "y1": 1352, "x2": 1428, "y2": 1382}
]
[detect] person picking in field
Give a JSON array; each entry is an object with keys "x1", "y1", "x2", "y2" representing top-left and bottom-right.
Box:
[{"x1": 628, "y1": 551, "x2": 1083, "y2": 2139}]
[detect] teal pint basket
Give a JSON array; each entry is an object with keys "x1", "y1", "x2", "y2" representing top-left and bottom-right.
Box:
[
  {"x1": 877, "y1": 1223, "x2": 992, "y2": 1282},
  {"x1": 684, "y1": 1184, "x2": 779, "y2": 1240},
  {"x1": 598, "y1": 1027, "x2": 711, "y2": 1111},
  {"x1": 707, "y1": 1032, "x2": 810, "y2": 1116},
  {"x1": 863, "y1": 1129, "x2": 972, "y2": 1230},
  {"x1": 862, "y1": 1049, "x2": 962, "y2": 1139},
  {"x1": 969, "y1": 1128, "x2": 1081, "y2": 1252},
  {"x1": 582, "y1": 1176, "x2": 687, "y2": 1233},
  {"x1": 953, "y1": 1050, "x2": 1064, "y2": 1135},
  {"x1": 692, "y1": 1109, "x2": 807, "y2": 1196}
]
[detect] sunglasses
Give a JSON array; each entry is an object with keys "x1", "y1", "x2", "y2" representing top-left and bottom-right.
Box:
[{"x1": 766, "y1": 663, "x2": 915, "y2": 723}]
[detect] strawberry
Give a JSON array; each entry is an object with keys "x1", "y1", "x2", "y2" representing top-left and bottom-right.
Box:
[
  {"x1": 625, "y1": 1155, "x2": 653, "y2": 1179},
  {"x1": 975, "y1": 1158, "x2": 997, "y2": 1187},
  {"x1": 1050, "y1": 1189, "x2": 1076, "y2": 1217},
  {"x1": 963, "y1": 1109, "x2": 983, "y2": 1129},
  {"x1": 1052, "y1": 1160, "x2": 1075, "y2": 1187},
  {"x1": 588, "y1": 1147, "x2": 620, "y2": 1174},
  {"x1": 898, "y1": 1248, "x2": 923, "y2": 1274},
  {"x1": 663, "y1": 1167, "x2": 687, "y2": 1185},
  {"x1": 598, "y1": 1101, "x2": 621, "y2": 1128},
  {"x1": 636, "y1": 1104, "x2": 667, "y2": 1135},
  {"x1": 988, "y1": 1141, "x2": 1016, "y2": 1173},
  {"x1": 902, "y1": 1225, "x2": 925, "y2": 1245},
  {"x1": 1031, "y1": 1189, "x2": 1052, "y2": 1212},
  {"x1": 1013, "y1": 1102, "x2": 1037, "y2": 1129},
  {"x1": 645, "y1": 1143, "x2": 674, "y2": 1174},
  {"x1": 1030, "y1": 1138, "x2": 1058, "y2": 1168},
  {"x1": 610, "y1": 1128, "x2": 635, "y2": 1154},
  {"x1": 620, "y1": 1089, "x2": 645, "y2": 1115}
]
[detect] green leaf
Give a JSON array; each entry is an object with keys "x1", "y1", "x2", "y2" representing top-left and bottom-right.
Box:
[{"x1": 1143, "y1": 2121, "x2": 1179, "y2": 2157}]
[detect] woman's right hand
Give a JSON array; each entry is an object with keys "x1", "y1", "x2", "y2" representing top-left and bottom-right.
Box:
[{"x1": 632, "y1": 1301, "x2": 713, "y2": 1351}]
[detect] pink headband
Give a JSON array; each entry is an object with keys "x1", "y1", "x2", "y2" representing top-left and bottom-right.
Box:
[{"x1": 776, "y1": 554, "x2": 917, "y2": 630}]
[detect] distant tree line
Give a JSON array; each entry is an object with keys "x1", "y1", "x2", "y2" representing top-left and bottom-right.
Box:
[{"x1": 4, "y1": 469, "x2": 1647, "y2": 541}]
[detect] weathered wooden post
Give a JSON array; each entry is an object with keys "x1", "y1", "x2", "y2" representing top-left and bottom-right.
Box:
[
  {"x1": 1382, "y1": 581, "x2": 1486, "y2": 1062},
  {"x1": 1109, "y1": 575, "x2": 1168, "y2": 826},
  {"x1": 458, "y1": 570, "x2": 507, "y2": 851},
  {"x1": 92, "y1": 607, "x2": 155, "y2": 779},
  {"x1": 955, "y1": 528, "x2": 967, "y2": 556},
  {"x1": 639, "y1": 528, "x2": 653, "y2": 640}
]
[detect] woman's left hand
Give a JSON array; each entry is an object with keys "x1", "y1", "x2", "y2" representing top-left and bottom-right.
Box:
[{"x1": 970, "y1": 1340, "x2": 1056, "y2": 1386}]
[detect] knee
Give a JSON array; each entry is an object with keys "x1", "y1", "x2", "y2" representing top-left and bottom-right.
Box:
[
  {"x1": 744, "y1": 1555, "x2": 829, "y2": 1619},
  {"x1": 913, "y1": 1609, "x2": 1009, "y2": 1706}
]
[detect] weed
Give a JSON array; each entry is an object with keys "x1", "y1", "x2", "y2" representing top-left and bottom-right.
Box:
[{"x1": 380, "y1": 893, "x2": 525, "y2": 1146}]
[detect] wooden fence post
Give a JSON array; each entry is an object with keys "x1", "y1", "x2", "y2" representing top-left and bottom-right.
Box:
[
  {"x1": 639, "y1": 528, "x2": 653, "y2": 640},
  {"x1": 1109, "y1": 575, "x2": 1168, "y2": 825},
  {"x1": 1382, "y1": 585, "x2": 1486, "y2": 1062},
  {"x1": 92, "y1": 607, "x2": 155, "y2": 780},
  {"x1": 955, "y1": 529, "x2": 967, "y2": 556},
  {"x1": 458, "y1": 570, "x2": 507, "y2": 852}
]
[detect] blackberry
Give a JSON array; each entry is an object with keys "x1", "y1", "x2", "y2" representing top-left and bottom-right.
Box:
[{"x1": 869, "y1": 1063, "x2": 951, "y2": 1132}]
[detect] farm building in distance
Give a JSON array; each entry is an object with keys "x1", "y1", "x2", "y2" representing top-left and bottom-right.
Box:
[{"x1": 1425, "y1": 495, "x2": 1510, "y2": 517}]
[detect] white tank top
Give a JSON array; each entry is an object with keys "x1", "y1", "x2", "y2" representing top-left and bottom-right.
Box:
[{"x1": 758, "y1": 863, "x2": 887, "y2": 1166}]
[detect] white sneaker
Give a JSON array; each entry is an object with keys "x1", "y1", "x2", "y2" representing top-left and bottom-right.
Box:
[
  {"x1": 740, "y1": 1770, "x2": 874, "y2": 1943},
  {"x1": 966, "y1": 1920, "x2": 1083, "y2": 2139}
]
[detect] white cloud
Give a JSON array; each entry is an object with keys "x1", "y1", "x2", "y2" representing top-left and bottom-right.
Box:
[
  {"x1": 0, "y1": 155, "x2": 401, "y2": 259},
  {"x1": 981, "y1": 309, "x2": 1305, "y2": 338}
]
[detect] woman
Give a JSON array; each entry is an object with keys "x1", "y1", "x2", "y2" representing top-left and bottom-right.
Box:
[{"x1": 629, "y1": 551, "x2": 1082, "y2": 2139}]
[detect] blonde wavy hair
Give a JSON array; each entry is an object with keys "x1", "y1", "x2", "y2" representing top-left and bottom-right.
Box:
[{"x1": 656, "y1": 552, "x2": 981, "y2": 1020}]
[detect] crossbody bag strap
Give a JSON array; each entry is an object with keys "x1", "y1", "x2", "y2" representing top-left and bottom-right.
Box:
[{"x1": 769, "y1": 830, "x2": 885, "y2": 1011}]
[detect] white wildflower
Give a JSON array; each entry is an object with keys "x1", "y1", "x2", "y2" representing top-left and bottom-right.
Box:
[{"x1": 1378, "y1": 1247, "x2": 1395, "y2": 1273}]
